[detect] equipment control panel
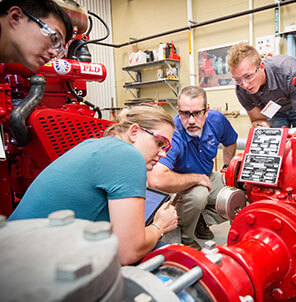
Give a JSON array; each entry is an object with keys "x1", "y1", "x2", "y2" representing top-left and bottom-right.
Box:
[{"x1": 238, "y1": 128, "x2": 288, "y2": 186}]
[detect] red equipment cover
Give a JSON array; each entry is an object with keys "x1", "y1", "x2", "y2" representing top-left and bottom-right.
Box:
[
  {"x1": 26, "y1": 109, "x2": 114, "y2": 168},
  {"x1": 0, "y1": 59, "x2": 106, "y2": 82}
]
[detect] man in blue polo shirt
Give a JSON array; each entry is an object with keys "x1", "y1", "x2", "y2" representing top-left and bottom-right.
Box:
[{"x1": 148, "y1": 86, "x2": 238, "y2": 250}]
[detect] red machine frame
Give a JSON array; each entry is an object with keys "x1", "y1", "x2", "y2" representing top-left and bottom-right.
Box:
[{"x1": 0, "y1": 59, "x2": 114, "y2": 217}]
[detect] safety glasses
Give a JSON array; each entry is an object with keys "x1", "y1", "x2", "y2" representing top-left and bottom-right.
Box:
[
  {"x1": 233, "y1": 66, "x2": 259, "y2": 85},
  {"x1": 22, "y1": 10, "x2": 65, "y2": 59},
  {"x1": 178, "y1": 108, "x2": 207, "y2": 119},
  {"x1": 140, "y1": 127, "x2": 172, "y2": 153}
]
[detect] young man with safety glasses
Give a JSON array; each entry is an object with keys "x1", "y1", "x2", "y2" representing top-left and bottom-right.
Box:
[
  {"x1": 148, "y1": 86, "x2": 238, "y2": 250},
  {"x1": 227, "y1": 42, "x2": 296, "y2": 128},
  {"x1": 0, "y1": 0, "x2": 73, "y2": 71}
]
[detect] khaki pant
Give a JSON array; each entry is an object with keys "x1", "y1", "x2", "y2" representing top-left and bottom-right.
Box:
[{"x1": 174, "y1": 172, "x2": 226, "y2": 244}]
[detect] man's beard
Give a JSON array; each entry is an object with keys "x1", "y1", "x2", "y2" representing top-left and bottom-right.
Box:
[{"x1": 186, "y1": 128, "x2": 203, "y2": 137}]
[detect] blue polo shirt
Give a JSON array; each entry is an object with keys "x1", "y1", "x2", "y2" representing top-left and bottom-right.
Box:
[{"x1": 159, "y1": 110, "x2": 238, "y2": 176}]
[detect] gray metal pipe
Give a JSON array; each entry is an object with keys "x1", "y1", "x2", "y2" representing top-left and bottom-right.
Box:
[
  {"x1": 137, "y1": 254, "x2": 165, "y2": 272},
  {"x1": 167, "y1": 266, "x2": 203, "y2": 294},
  {"x1": 95, "y1": 0, "x2": 296, "y2": 48}
]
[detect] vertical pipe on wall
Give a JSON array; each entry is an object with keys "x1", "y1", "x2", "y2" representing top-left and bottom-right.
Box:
[
  {"x1": 286, "y1": 34, "x2": 296, "y2": 56},
  {"x1": 274, "y1": 0, "x2": 281, "y2": 55},
  {"x1": 187, "y1": 0, "x2": 196, "y2": 86},
  {"x1": 249, "y1": 0, "x2": 253, "y2": 45}
]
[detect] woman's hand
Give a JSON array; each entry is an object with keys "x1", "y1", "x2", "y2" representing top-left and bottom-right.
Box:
[{"x1": 153, "y1": 203, "x2": 178, "y2": 235}]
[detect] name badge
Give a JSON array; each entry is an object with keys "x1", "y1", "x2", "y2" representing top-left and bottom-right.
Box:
[{"x1": 260, "y1": 100, "x2": 281, "y2": 119}]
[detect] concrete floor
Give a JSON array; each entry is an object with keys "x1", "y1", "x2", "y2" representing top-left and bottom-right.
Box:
[{"x1": 162, "y1": 220, "x2": 231, "y2": 248}]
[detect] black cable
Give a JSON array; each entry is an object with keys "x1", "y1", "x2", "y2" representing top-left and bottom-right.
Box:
[
  {"x1": 73, "y1": 10, "x2": 110, "y2": 58},
  {"x1": 83, "y1": 16, "x2": 93, "y2": 40},
  {"x1": 65, "y1": 81, "x2": 102, "y2": 118}
]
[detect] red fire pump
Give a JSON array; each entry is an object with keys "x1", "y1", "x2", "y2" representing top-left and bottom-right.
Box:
[
  {"x1": 0, "y1": 2, "x2": 114, "y2": 217},
  {"x1": 141, "y1": 101, "x2": 296, "y2": 301},
  {"x1": 1, "y1": 0, "x2": 296, "y2": 299}
]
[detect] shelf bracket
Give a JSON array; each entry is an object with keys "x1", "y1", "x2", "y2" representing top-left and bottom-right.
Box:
[
  {"x1": 165, "y1": 81, "x2": 178, "y2": 97},
  {"x1": 126, "y1": 70, "x2": 137, "y2": 82},
  {"x1": 126, "y1": 88, "x2": 138, "y2": 99}
]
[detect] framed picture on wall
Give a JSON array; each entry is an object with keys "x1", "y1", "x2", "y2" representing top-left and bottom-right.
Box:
[{"x1": 198, "y1": 42, "x2": 240, "y2": 90}]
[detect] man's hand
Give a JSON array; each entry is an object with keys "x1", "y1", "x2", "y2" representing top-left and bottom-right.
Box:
[
  {"x1": 196, "y1": 174, "x2": 212, "y2": 191},
  {"x1": 253, "y1": 121, "x2": 269, "y2": 128},
  {"x1": 148, "y1": 163, "x2": 213, "y2": 193},
  {"x1": 247, "y1": 107, "x2": 270, "y2": 128}
]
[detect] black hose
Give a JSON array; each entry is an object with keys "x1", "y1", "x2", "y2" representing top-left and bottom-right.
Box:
[
  {"x1": 73, "y1": 10, "x2": 110, "y2": 58},
  {"x1": 9, "y1": 75, "x2": 46, "y2": 147},
  {"x1": 65, "y1": 81, "x2": 102, "y2": 118},
  {"x1": 83, "y1": 16, "x2": 93, "y2": 40}
]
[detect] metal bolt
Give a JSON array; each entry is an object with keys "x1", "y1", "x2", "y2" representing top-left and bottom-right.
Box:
[
  {"x1": 168, "y1": 266, "x2": 203, "y2": 294},
  {"x1": 134, "y1": 293, "x2": 152, "y2": 302},
  {"x1": 137, "y1": 254, "x2": 165, "y2": 272},
  {"x1": 204, "y1": 240, "x2": 216, "y2": 250},
  {"x1": 83, "y1": 221, "x2": 112, "y2": 241},
  {"x1": 245, "y1": 214, "x2": 256, "y2": 225},
  {"x1": 56, "y1": 258, "x2": 92, "y2": 281},
  {"x1": 272, "y1": 288, "x2": 283, "y2": 299},
  {"x1": 48, "y1": 209, "x2": 75, "y2": 226},
  {"x1": 286, "y1": 187, "x2": 293, "y2": 200},
  {"x1": 229, "y1": 229, "x2": 239, "y2": 241},
  {"x1": 0, "y1": 215, "x2": 6, "y2": 228},
  {"x1": 206, "y1": 253, "x2": 223, "y2": 267},
  {"x1": 202, "y1": 240, "x2": 222, "y2": 266},
  {"x1": 239, "y1": 295, "x2": 254, "y2": 302},
  {"x1": 272, "y1": 218, "x2": 282, "y2": 230}
]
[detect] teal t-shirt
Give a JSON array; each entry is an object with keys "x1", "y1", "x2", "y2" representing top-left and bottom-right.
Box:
[{"x1": 9, "y1": 137, "x2": 147, "y2": 221}]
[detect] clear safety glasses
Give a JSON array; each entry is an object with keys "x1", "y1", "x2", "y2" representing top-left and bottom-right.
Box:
[
  {"x1": 140, "y1": 127, "x2": 172, "y2": 153},
  {"x1": 233, "y1": 66, "x2": 260, "y2": 85},
  {"x1": 22, "y1": 10, "x2": 65, "y2": 59}
]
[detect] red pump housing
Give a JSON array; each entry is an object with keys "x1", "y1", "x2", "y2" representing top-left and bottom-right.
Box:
[
  {"x1": 141, "y1": 127, "x2": 296, "y2": 301},
  {"x1": 0, "y1": 59, "x2": 113, "y2": 217}
]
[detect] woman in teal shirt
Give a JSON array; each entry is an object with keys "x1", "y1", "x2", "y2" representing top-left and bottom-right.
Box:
[{"x1": 9, "y1": 105, "x2": 178, "y2": 265}]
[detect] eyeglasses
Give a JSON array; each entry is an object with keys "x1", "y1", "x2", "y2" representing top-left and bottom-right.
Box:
[
  {"x1": 178, "y1": 108, "x2": 207, "y2": 119},
  {"x1": 233, "y1": 66, "x2": 259, "y2": 85},
  {"x1": 140, "y1": 127, "x2": 172, "y2": 153},
  {"x1": 22, "y1": 10, "x2": 65, "y2": 59}
]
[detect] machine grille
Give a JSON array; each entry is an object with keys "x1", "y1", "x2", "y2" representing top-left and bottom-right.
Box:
[{"x1": 28, "y1": 109, "x2": 114, "y2": 161}]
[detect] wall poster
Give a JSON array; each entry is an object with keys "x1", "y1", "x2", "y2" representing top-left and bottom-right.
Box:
[{"x1": 198, "y1": 42, "x2": 237, "y2": 90}]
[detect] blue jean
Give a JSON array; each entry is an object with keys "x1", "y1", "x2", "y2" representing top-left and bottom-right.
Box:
[{"x1": 268, "y1": 109, "x2": 296, "y2": 128}]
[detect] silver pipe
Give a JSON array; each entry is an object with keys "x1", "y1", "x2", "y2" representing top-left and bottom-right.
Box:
[
  {"x1": 137, "y1": 254, "x2": 165, "y2": 272},
  {"x1": 218, "y1": 137, "x2": 247, "y2": 151},
  {"x1": 167, "y1": 266, "x2": 203, "y2": 294}
]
